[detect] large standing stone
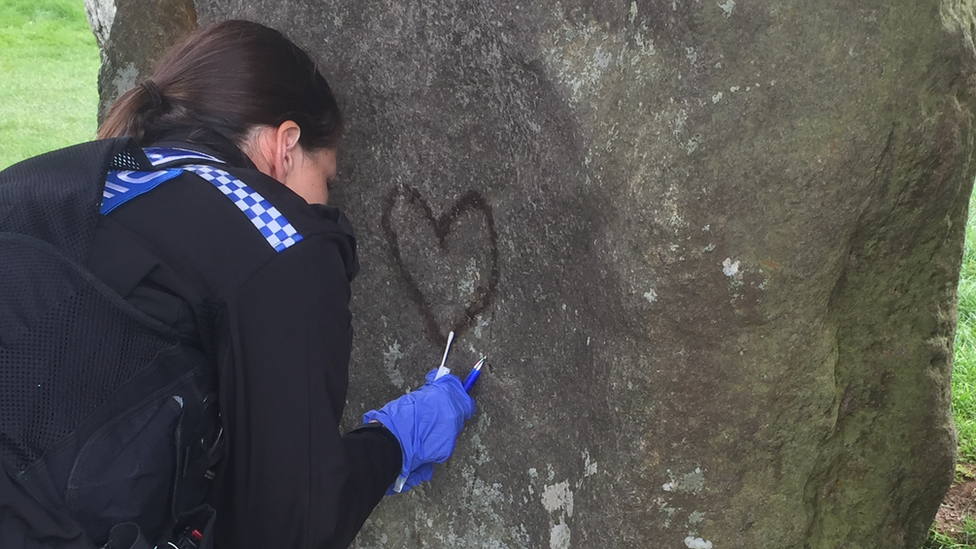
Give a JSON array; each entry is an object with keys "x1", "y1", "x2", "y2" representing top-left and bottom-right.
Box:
[
  {"x1": 83, "y1": 0, "x2": 196, "y2": 120},
  {"x1": 91, "y1": 1, "x2": 976, "y2": 547}
]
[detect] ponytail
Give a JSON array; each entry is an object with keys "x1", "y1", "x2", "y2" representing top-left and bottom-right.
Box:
[
  {"x1": 97, "y1": 81, "x2": 170, "y2": 142},
  {"x1": 97, "y1": 20, "x2": 343, "y2": 151}
]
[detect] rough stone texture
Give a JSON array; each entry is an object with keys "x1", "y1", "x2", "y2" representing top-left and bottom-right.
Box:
[
  {"x1": 92, "y1": 1, "x2": 976, "y2": 547},
  {"x1": 83, "y1": 0, "x2": 196, "y2": 120}
]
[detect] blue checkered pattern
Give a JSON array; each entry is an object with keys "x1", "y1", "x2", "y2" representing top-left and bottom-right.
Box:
[{"x1": 184, "y1": 165, "x2": 303, "y2": 253}]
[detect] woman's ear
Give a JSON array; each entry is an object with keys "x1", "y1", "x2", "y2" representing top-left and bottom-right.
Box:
[
  {"x1": 272, "y1": 121, "x2": 302, "y2": 180},
  {"x1": 242, "y1": 121, "x2": 301, "y2": 183}
]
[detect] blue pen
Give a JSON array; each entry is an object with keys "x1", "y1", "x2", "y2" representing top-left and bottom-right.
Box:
[{"x1": 462, "y1": 356, "x2": 486, "y2": 393}]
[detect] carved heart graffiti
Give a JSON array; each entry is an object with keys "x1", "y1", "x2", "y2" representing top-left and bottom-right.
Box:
[{"x1": 381, "y1": 184, "x2": 499, "y2": 346}]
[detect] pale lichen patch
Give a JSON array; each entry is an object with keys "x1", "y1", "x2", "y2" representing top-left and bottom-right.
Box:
[
  {"x1": 474, "y1": 314, "x2": 491, "y2": 339},
  {"x1": 112, "y1": 62, "x2": 139, "y2": 99},
  {"x1": 663, "y1": 467, "x2": 706, "y2": 493},
  {"x1": 941, "y1": 0, "x2": 976, "y2": 55},
  {"x1": 542, "y1": 480, "x2": 575, "y2": 517},
  {"x1": 381, "y1": 343, "x2": 406, "y2": 388},
  {"x1": 550, "y1": 522, "x2": 571, "y2": 549},
  {"x1": 583, "y1": 449, "x2": 599, "y2": 477},
  {"x1": 718, "y1": 0, "x2": 735, "y2": 18},
  {"x1": 685, "y1": 536, "x2": 714, "y2": 549},
  {"x1": 722, "y1": 258, "x2": 740, "y2": 277}
]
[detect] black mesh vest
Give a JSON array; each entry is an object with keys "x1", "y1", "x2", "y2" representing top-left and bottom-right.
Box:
[{"x1": 0, "y1": 139, "x2": 222, "y2": 549}]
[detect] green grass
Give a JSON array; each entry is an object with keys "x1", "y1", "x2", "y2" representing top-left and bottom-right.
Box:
[
  {"x1": 0, "y1": 0, "x2": 99, "y2": 169},
  {"x1": 926, "y1": 515, "x2": 976, "y2": 549},
  {"x1": 955, "y1": 194, "x2": 976, "y2": 465}
]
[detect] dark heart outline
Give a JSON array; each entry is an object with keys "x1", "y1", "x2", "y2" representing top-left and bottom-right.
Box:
[{"x1": 381, "y1": 184, "x2": 499, "y2": 346}]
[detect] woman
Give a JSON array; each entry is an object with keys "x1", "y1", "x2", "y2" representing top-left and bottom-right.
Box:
[{"x1": 0, "y1": 19, "x2": 473, "y2": 549}]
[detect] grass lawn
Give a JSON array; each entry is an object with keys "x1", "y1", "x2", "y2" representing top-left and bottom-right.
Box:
[
  {"x1": 0, "y1": 0, "x2": 99, "y2": 169},
  {"x1": 955, "y1": 199, "x2": 976, "y2": 465},
  {"x1": 5, "y1": 1, "x2": 976, "y2": 548}
]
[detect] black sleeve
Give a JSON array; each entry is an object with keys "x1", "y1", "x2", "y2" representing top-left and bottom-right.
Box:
[{"x1": 207, "y1": 233, "x2": 400, "y2": 549}]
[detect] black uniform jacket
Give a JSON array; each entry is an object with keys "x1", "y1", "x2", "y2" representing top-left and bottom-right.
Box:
[{"x1": 85, "y1": 131, "x2": 400, "y2": 549}]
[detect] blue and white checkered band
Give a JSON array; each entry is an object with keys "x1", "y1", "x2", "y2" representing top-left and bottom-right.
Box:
[
  {"x1": 184, "y1": 165, "x2": 303, "y2": 253},
  {"x1": 101, "y1": 169, "x2": 183, "y2": 215},
  {"x1": 143, "y1": 147, "x2": 224, "y2": 167}
]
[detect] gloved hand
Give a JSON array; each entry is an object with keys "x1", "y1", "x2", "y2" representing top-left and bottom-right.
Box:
[{"x1": 363, "y1": 369, "x2": 475, "y2": 494}]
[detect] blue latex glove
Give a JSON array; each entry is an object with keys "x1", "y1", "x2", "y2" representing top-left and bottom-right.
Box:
[{"x1": 363, "y1": 369, "x2": 475, "y2": 494}]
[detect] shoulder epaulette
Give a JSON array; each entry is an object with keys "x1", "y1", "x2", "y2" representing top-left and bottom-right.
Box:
[
  {"x1": 183, "y1": 164, "x2": 303, "y2": 252},
  {"x1": 99, "y1": 148, "x2": 303, "y2": 253}
]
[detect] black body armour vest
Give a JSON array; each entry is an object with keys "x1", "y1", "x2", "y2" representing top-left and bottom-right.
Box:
[{"x1": 0, "y1": 139, "x2": 223, "y2": 549}]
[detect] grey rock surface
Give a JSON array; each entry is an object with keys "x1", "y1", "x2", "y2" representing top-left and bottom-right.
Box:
[
  {"x1": 83, "y1": 0, "x2": 196, "y2": 120},
  {"x1": 95, "y1": 1, "x2": 976, "y2": 547}
]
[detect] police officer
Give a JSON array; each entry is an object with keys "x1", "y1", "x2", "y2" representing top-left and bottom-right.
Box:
[{"x1": 79, "y1": 20, "x2": 472, "y2": 549}]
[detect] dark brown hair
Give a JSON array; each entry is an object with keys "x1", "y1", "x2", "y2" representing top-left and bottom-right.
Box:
[{"x1": 97, "y1": 20, "x2": 342, "y2": 151}]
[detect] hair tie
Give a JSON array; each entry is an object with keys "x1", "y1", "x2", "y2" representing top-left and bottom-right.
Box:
[{"x1": 140, "y1": 80, "x2": 164, "y2": 109}]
